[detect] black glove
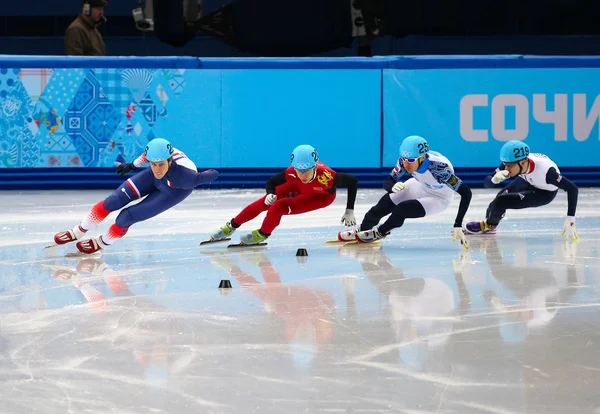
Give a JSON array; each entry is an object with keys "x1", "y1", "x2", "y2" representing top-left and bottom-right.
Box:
[{"x1": 116, "y1": 162, "x2": 136, "y2": 176}]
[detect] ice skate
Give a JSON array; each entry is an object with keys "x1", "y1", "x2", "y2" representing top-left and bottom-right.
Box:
[
  {"x1": 76, "y1": 236, "x2": 108, "y2": 255},
  {"x1": 337, "y1": 228, "x2": 357, "y2": 242},
  {"x1": 239, "y1": 229, "x2": 269, "y2": 245},
  {"x1": 209, "y1": 221, "x2": 236, "y2": 241},
  {"x1": 355, "y1": 226, "x2": 389, "y2": 243},
  {"x1": 464, "y1": 220, "x2": 497, "y2": 235},
  {"x1": 54, "y1": 225, "x2": 87, "y2": 245}
]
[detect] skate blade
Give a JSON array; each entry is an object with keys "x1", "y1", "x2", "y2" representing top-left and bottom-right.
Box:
[
  {"x1": 326, "y1": 240, "x2": 380, "y2": 245},
  {"x1": 65, "y1": 251, "x2": 102, "y2": 258},
  {"x1": 344, "y1": 240, "x2": 380, "y2": 245},
  {"x1": 200, "y1": 238, "x2": 231, "y2": 246},
  {"x1": 227, "y1": 243, "x2": 268, "y2": 249},
  {"x1": 199, "y1": 249, "x2": 235, "y2": 255}
]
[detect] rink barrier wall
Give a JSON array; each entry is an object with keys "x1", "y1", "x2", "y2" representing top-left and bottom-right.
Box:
[{"x1": 1, "y1": 55, "x2": 599, "y2": 189}]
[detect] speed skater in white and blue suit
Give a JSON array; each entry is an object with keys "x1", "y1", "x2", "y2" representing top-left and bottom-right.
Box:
[
  {"x1": 53, "y1": 138, "x2": 219, "y2": 254},
  {"x1": 338, "y1": 135, "x2": 473, "y2": 248}
]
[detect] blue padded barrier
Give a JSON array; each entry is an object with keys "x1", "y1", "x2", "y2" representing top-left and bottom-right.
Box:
[
  {"x1": 1, "y1": 167, "x2": 599, "y2": 190},
  {"x1": 0, "y1": 54, "x2": 599, "y2": 189}
]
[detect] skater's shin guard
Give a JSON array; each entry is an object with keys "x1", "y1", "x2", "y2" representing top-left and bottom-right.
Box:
[
  {"x1": 101, "y1": 224, "x2": 129, "y2": 246},
  {"x1": 80, "y1": 201, "x2": 111, "y2": 231}
]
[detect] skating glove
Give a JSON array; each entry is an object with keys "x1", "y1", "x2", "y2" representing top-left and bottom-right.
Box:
[
  {"x1": 491, "y1": 170, "x2": 510, "y2": 184},
  {"x1": 340, "y1": 209, "x2": 356, "y2": 226},
  {"x1": 116, "y1": 162, "x2": 136, "y2": 176},
  {"x1": 561, "y1": 216, "x2": 579, "y2": 242},
  {"x1": 452, "y1": 227, "x2": 469, "y2": 249},
  {"x1": 392, "y1": 182, "x2": 406, "y2": 193},
  {"x1": 264, "y1": 194, "x2": 277, "y2": 206}
]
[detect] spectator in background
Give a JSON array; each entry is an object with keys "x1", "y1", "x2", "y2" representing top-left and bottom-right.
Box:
[{"x1": 65, "y1": 0, "x2": 107, "y2": 56}]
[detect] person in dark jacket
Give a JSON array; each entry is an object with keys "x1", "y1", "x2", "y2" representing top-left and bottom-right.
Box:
[{"x1": 65, "y1": 0, "x2": 107, "y2": 56}]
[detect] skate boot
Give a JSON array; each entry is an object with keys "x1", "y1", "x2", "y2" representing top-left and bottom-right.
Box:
[
  {"x1": 54, "y1": 225, "x2": 87, "y2": 245},
  {"x1": 76, "y1": 236, "x2": 108, "y2": 255},
  {"x1": 240, "y1": 229, "x2": 269, "y2": 245},
  {"x1": 355, "y1": 226, "x2": 389, "y2": 243},
  {"x1": 464, "y1": 220, "x2": 497, "y2": 235},
  {"x1": 210, "y1": 221, "x2": 236, "y2": 241},
  {"x1": 337, "y1": 228, "x2": 357, "y2": 242}
]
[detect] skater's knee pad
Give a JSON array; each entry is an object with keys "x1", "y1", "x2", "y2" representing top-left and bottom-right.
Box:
[
  {"x1": 104, "y1": 188, "x2": 133, "y2": 211},
  {"x1": 115, "y1": 209, "x2": 136, "y2": 228}
]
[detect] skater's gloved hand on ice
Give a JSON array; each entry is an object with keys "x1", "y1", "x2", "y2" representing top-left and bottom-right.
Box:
[
  {"x1": 392, "y1": 182, "x2": 406, "y2": 193},
  {"x1": 491, "y1": 170, "x2": 510, "y2": 184},
  {"x1": 116, "y1": 162, "x2": 136, "y2": 176},
  {"x1": 452, "y1": 227, "x2": 469, "y2": 249},
  {"x1": 561, "y1": 216, "x2": 579, "y2": 242},
  {"x1": 340, "y1": 209, "x2": 356, "y2": 226},
  {"x1": 264, "y1": 194, "x2": 277, "y2": 206}
]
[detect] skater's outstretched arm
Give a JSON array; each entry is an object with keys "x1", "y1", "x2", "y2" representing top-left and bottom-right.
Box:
[
  {"x1": 546, "y1": 167, "x2": 579, "y2": 241},
  {"x1": 432, "y1": 164, "x2": 472, "y2": 228},
  {"x1": 193, "y1": 169, "x2": 219, "y2": 187},
  {"x1": 265, "y1": 170, "x2": 286, "y2": 195},
  {"x1": 174, "y1": 168, "x2": 220, "y2": 190},
  {"x1": 545, "y1": 167, "x2": 578, "y2": 217},
  {"x1": 334, "y1": 173, "x2": 358, "y2": 226},
  {"x1": 430, "y1": 162, "x2": 472, "y2": 247},
  {"x1": 333, "y1": 173, "x2": 358, "y2": 210},
  {"x1": 453, "y1": 183, "x2": 472, "y2": 228}
]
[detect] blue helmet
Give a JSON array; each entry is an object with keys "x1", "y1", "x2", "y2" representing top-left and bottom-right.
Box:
[
  {"x1": 399, "y1": 135, "x2": 429, "y2": 159},
  {"x1": 145, "y1": 138, "x2": 174, "y2": 162},
  {"x1": 290, "y1": 144, "x2": 319, "y2": 171},
  {"x1": 500, "y1": 140, "x2": 530, "y2": 163}
]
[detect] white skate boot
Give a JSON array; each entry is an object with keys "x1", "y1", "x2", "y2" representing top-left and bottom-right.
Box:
[
  {"x1": 337, "y1": 228, "x2": 357, "y2": 242},
  {"x1": 54, "y1": 225, "x2": 87, "y2": 245},
  {"x1": 355, "y1": 226, "x2": 389, "y2": 243},
  {"x1": 210, "y1": 221, "x2": 236, "y2": 241}
]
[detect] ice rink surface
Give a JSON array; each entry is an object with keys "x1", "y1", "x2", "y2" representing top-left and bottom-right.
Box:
[{"x1": 1, "y1": 187, "x2": 599, "y2": 414}]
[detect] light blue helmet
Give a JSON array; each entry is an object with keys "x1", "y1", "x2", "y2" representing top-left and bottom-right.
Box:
[
  {"x1": 399, "y1": 135, "x2": 429, "y2": 159},
  {"x1": 290, "y1": 144, "x2": 319, "y2": 171},
  {"x1": 145, "y1": 138, "x2": 174, "y2": 162},
  {"x1": 500, "y1": 140, "x2": 530, "y2": 163}
]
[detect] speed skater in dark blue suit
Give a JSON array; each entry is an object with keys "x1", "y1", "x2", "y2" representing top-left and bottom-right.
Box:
[{"x1": 53, "y1": 138, "x2": 219, "y2": 254}]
